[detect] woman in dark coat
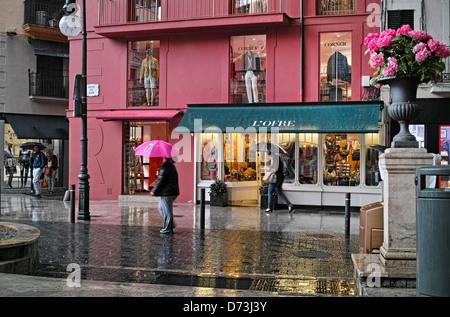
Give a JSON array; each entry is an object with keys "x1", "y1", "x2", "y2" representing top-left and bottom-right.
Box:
[{"x1": 150, "y1": 158, "x2": 179, "y2": 234}]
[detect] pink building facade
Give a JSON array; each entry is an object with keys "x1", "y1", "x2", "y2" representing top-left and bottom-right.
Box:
[{"x1": 67, "y1": 0, "x2": 384, "y2": 206}]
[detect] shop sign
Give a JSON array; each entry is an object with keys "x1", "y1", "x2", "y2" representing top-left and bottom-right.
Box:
[{"x1": 87, "y1": 84, "x2": 99, "y2": 97}]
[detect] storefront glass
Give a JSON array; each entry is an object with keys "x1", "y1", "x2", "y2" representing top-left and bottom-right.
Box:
[
  {"x1": 224, "y1": 133, "x2": 257, "y2": 182},
  {"x1": 323, "y1": 133, "x2": 360, "y2": 186},
  {"x1": 440, "y1": 125, "x2": 450, "y2": 188},
  {"x1": 230, "y1": 35, "x2": 266, "y2": 104},
  {"x1": 128, "y1": 40, "x2": 160, "y2": 107},
  {"x1": 200, "y1": 133, "x2": 219, "y2": 181},
  {"x1": 365, "y1": 133, "x2": 381, "y2": 186},
  {"x1": 232, "y1": 0, "x2": 268, "y2": 14},
  {"x1": 298, "y1": 134, "x2": 319, "y2": 184},
  {"x1": 319, "y1": 32, "x2": 352, "y2": 101}
]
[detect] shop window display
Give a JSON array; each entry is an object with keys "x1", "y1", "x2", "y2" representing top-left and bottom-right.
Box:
[
  {"x1": 365, "y1": 133, "x2": 381, "y2": 187},
  {"x1": 200, "y1": 134, "x2": 219, "y2": 181},
  {"x1": 319, "y1": 32, "x2": 352, "y2": 101},
  {"x1": 298, "y1": 134, "x2": 319, "y2": 184},
  {"x1": 230, "y1": 35, "x2": 266, "y2": 104},
  {"x1": 224, "y1": 133, "x2": 257, "y2": 182},
  {"x1": 323, "y1": 133, "x2": 360, "y2": 186},
  {"x1": 440, "y1": 125, "x2": 450, "y2": 188},
  {"x1": 128, "y1": 41, "x2": 160, "y2": 107}
]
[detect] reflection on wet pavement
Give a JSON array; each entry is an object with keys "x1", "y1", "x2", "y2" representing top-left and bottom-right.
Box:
[{"x1": 0, "y1": 194, "x2": 359, "y2": 296}]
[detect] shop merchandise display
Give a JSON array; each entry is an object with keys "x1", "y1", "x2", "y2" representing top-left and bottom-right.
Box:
[{"x1": 323, "y1": 134, "x2": 360, "y2": 186}]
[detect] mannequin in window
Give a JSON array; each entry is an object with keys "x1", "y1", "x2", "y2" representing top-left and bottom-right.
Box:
[
  {"x1": 19, "y1": 148, "x2": 31, "y2": 188},
  {"x1": 4, "y1": 143, "x2": 16, "y2": 188},
  {"x1": 237, "y1": 45, "x2": 260, "y2": 103},
  {"x1": 134, "y1": 138, "x2": 145, "y2": 192},
  {"x1": 327, "y1": 51, "x2": 351, "y2": 83},
  {"x1": 140, "y1": 49, "x2": 159, "y2": 106}
]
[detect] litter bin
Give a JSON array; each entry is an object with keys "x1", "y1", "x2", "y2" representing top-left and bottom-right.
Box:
[
  {"x1": 416, "y1": 166, "x2": 450, "y2": 297},
  {"x1": 359, "y1": 201, "x2": 384, "y2": 254}
]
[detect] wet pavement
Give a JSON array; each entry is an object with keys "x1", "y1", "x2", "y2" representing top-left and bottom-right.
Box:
[{"x1": 0, "y1": 190, "x2": 414, "y2": 298}]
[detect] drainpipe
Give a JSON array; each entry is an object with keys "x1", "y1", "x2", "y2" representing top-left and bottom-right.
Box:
[{"x1": 300, "y1": 0, "x2": 304, "y2": 102}]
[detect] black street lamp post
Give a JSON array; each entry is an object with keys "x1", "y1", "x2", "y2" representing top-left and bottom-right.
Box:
[{"x1": 60, "y1": 0, "x2": 90, "y2": 220}]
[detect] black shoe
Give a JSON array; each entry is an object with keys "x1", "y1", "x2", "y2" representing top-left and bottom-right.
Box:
[
  {"x1": 35, "y1": 195, "x2": 42, "y2": 199},
  {"x1": 288, "y1": 206, "x2": 295, "y2": 213}
]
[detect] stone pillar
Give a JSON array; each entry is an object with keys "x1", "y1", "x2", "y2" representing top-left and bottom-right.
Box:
[{"x1": 379, "y1": 148, "x2": 433, "y2": 269}]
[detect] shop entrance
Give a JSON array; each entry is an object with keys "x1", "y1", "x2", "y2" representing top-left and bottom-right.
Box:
[{"x1": 123, "y1": 121, "x2": 168, "y2": 195}]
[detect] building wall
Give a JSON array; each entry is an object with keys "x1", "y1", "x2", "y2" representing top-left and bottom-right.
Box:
[{"x1": 68, "y1": 0, "x2": 381, "y2": 202}]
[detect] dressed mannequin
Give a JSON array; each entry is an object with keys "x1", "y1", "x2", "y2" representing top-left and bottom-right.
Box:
[
  {"x1": 140, "y1": 49, "x2": 159, "y2": 106},
  {"x1": 134, "y1": 138, "x2": 145, "y2": 192},
  {"x1": 4, "y1": 143, "x2": 16, "y2": 188},
  {"x1": 19, "y1": 148, "x2": 31, "y2": 188},
  {"x1": 240, "y1": 45, "x2": 259, "y2": 103}
]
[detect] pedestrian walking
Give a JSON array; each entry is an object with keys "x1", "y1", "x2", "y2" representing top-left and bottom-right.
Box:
[
  {"x1": 150, "y1": 157, "x2": 179, "y2": 234},
  {"x1": 265, "y1": 152, "x2": 294, "y2": 213},
  {"x1": 44, "y1": 150, "x2": 58, "y2": 194},
  {"x1": 30, "y1": 145, "x2": 47, "y2": 199}
]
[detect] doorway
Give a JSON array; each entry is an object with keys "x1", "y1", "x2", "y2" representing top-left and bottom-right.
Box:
[{"x1": 123, "y1": 121, "x2": 168, "y2": 195}]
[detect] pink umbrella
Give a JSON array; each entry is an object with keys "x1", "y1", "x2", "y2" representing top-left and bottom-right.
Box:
[{"x1": 134, "y1": 140, "x2": 178, "y2": 158}]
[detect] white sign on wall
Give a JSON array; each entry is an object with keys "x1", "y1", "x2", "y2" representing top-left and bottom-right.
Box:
[{"x1": 87, "y1": 84, "x2": 99, "y2": 97}]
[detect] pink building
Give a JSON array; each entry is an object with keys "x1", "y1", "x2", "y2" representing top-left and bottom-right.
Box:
[{"x1": 68, "y1": 0, "x2": 384, "y2": 207}]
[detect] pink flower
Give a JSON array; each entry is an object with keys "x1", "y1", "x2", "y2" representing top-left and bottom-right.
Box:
[
  {"x1": 427, "y1": 39, "x2": 438, "y2": 52},
  {"x1": 364, "y1": 33, "x2": 380, "y2": 52},
  {"x1": 413, "y1": 42, "x2": 427, "y2": 53},
  {"x1": 436, "y1": 42, "x2": 450, "y2": 58},
  {"x1": 412, "y1": 31, "x2": 432, "y2": 42},
  {"x1": 370, "y1": 52, "x2": 384, "y2": 68},
  {"x1": 395, "y1": 24, "x2": 413, "y2": 37},
  {"x1": 378, "y1": 34, "x2": 394, "y2": 48},
  {"x1": 382, "y1": 57, "x2": 398, "y2": 76},
  {"x1": 415, "y1": 48, "x2": 431, "y2": 62}
]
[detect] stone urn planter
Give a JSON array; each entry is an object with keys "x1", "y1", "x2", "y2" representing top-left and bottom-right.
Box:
[{"x1": 378, "y1": 75, "x2": 420, "y2": 148}]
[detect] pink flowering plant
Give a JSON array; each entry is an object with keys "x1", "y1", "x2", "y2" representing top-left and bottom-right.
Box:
[{"x1": 364, "y1": 25, "x2": 450, "y2": 86}]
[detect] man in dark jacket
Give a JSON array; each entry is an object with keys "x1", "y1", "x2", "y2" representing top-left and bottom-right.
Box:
[{"x1": 151, "y1": 157, "x2": 179, "y2": 234}]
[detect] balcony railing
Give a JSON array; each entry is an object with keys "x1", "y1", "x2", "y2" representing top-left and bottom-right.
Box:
[
  {"x1": 24, "y1": 0, "x2": 65, "y2": 28},
  {"x1": 99, "y1": 0, "x2": 285, "y2": 25},
  {"x1": 316, "y1": 0, "x2": 355, "y2": 16},
  {"x1": 29, "y1": 71, "x2": 69, "y2": 100}
]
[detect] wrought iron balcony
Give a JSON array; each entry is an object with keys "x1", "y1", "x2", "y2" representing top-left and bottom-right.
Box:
[
  {"x1": 29, "y1": 71, "x2": 69, "y2": 101},
  {"x1": 316, "y1": 0, "x2": 355, "y2": 16},
  {"x1": 24, "y1": 0, "x2": 65, "y2": 28},
  {"x1": 98, "y1": 0, "x2": 286, "y2": 25}
]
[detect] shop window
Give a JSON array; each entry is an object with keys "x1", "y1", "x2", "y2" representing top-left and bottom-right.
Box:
[
  {"x1": 230, "y1": 35, "x2": 266, "y2": 104},
  {"x1": 440, "y1": 126, "x2": 450, "y2": 188},
  {"x1": 277, "y1": 134, "x2": 296, "y2": 183},
  {"x1": 324, "y1": 134, "x2": 360, "y2": 186},
  {"x1": 298, "y1": 134, "x2": 319, "y2": 184},
  {"x1": 365, "y1": 133, "x2": 381, "y2": 187},
  {"x1": 224, "y1": 133, "x2": 257, "y2": 182},
  {"x1": 200, "y1": 134, "x2": 219, "y2": 181},
  {"x1": 128, "y1": 40, "x2": 160, "y2": 107},
  {"x1": 233, "y1": 0, "x2": 268, "y2": 14},
  {"x1": 320, "y1": 32, "x2": 352, "y2": 101},
  {"x1": 129, "y1": 0, "x2": 161, "y2": 22}
]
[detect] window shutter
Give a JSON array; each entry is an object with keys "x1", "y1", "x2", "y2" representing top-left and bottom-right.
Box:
[{"x1": 387, "y1": 10, "x2": 414, "y2": 30}]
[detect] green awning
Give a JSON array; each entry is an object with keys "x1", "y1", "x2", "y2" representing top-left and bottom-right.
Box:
[{"x1": 175, "y1": 102, "x2": 382, "y2": 133}]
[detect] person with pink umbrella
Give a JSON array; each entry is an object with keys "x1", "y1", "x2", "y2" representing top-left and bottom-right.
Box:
[{"x1": 135, "y1": 140, "x2": 179, "y2": 234}]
